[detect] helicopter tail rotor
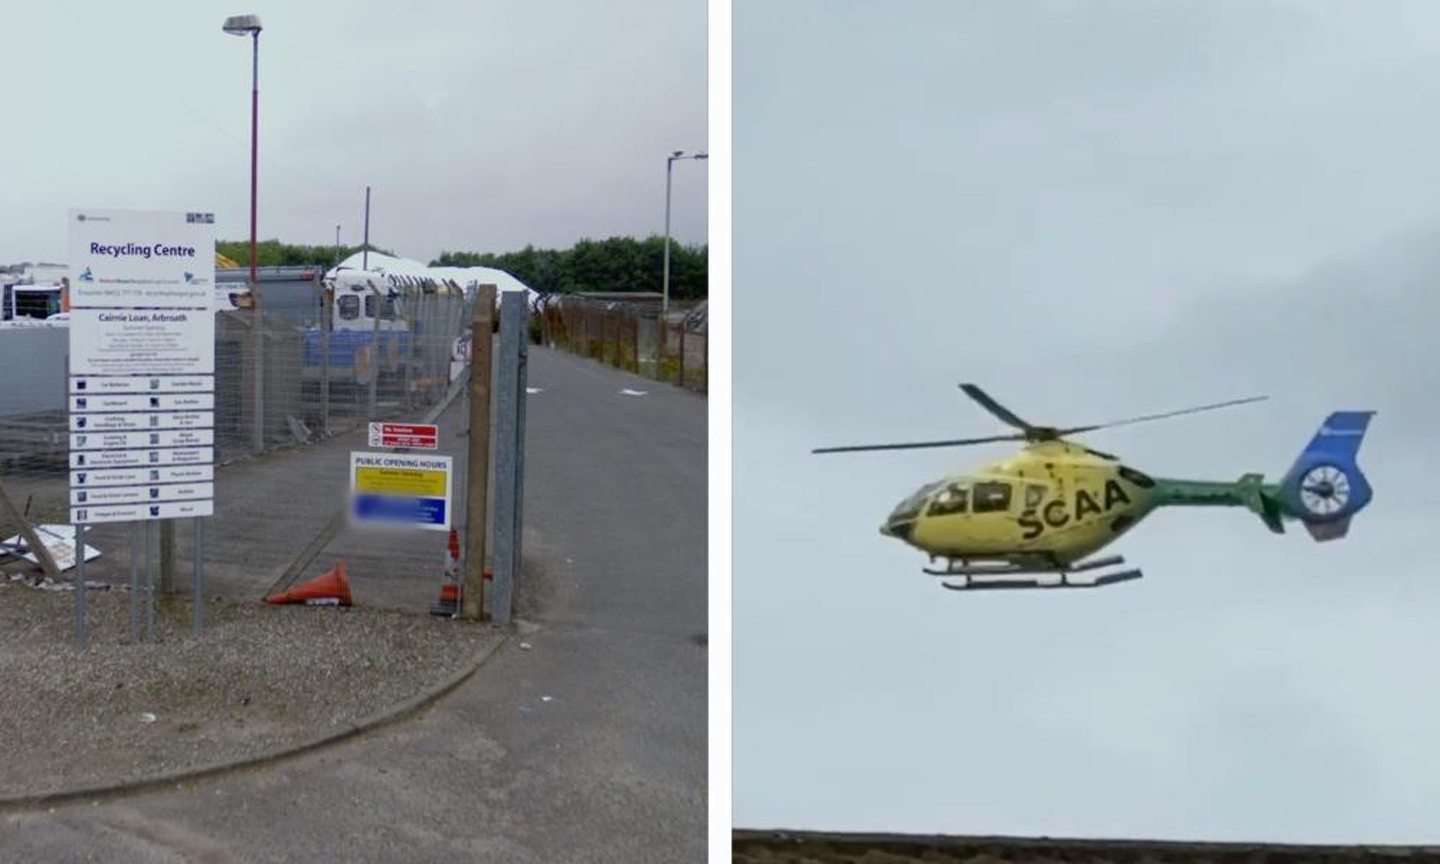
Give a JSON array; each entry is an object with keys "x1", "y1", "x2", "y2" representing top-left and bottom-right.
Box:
[{"x1": 1274, "y1": 411, "x2": 1376, "y2": 541}]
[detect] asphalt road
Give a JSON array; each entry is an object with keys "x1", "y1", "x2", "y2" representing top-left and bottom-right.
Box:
[{"x1": 0, "y1": 346, "x2": 708, "y2": 863}]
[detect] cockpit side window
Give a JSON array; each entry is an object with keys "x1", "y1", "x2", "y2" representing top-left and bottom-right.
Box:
[
  {"x1": 1023, "y1": 483, "x2": 1045, "y2": 509},
  {"x1": 972, "y1": 481, "x2": 1013, "y2": 513},
  {"x1": 926, "y1": 484, "x2": 968, "y2": 517}
]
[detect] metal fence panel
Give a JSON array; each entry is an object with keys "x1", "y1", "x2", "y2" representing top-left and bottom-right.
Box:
[
  {"x1": 538, "y1": 295, "x2": 706, "y2": 392},
  {"x1": 0, "y1": 282, "x2": 478, "y2": 548}
]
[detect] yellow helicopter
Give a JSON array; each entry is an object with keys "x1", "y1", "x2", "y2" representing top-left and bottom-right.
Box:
[{"x1": 814, "y1": 384, "x2": 1375, "y2": 591}]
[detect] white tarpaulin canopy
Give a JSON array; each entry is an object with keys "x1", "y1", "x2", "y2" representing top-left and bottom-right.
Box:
[{"x1": 326, "y1": 252, "x2": 539, "y2": 307}]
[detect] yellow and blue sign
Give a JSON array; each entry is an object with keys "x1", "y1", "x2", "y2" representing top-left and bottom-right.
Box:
[{"x1": 349, "y1": 452, "x2": 452, "y2": 531}]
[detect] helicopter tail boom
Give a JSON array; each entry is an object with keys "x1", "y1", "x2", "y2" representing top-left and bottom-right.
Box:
[{"x1": 1150, "y1": 411, "x2": 1375, "y2": 540}]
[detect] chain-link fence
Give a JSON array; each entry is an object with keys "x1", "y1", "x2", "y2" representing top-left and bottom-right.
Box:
[
  {"x1": 0, "y1": 272, "x2": 477, "y2": 538},
  {"x1": 536, "y1": 294, "x2": 707, "y2": 392},
  {"x1": 215, "y1": 276, "x2": 475, "y2": 462}
]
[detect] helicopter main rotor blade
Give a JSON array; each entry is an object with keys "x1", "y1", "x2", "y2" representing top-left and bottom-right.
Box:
[
  {"x1": 958, "y1": 384, "x2": 1036, "y2": 433},
  {"x1": 812, "y1": 433, "x2": 1025, "y2": 455},
  {"x1": 1055, "y1": 395, "x2": 1269, "y2": 437}
]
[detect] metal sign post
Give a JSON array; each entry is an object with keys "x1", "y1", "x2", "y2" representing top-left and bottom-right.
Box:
[
  {"x1": 146, "y1": 520, "x2": 155, "y2": 642},
  {"x1": 74, "y1": 526, "x2": 87, "y2": 649},
  {"x1": 130, "y1": 524, "x2": 140, "y2": 643},
  {"x1": 193, "y1": 517, "x2": 204, "y2": 633}
]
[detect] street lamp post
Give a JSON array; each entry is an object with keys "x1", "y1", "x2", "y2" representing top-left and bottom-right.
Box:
[
  {"x1": 224, "y1": 14, "x2": 263, "y2": 453},
  {"x1": 662, "y1": 150, "x2": 707, "y2": 325},
  {"x1": 223, "y1": 14, "x2": 262, "y2": 287}
]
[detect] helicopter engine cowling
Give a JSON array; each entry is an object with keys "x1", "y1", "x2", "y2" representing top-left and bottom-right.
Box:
[{"x1": 1274, "y1": 411, "x2": 1375, "y2": 541}]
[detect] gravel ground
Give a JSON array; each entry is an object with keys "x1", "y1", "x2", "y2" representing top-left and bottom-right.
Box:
[{"x1": 0, "y1": 581, "x2": 501, "y2": 799}]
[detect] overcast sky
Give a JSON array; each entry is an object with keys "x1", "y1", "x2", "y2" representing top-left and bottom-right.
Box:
[
  {"x1": 736, "y1": 0, "x2": 1440, "y2": 843},
  {"x1": 3, "y1": 0, "x2": 707, "y2": 266}
]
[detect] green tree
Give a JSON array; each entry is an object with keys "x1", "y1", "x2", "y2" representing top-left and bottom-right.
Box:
[
  {"x1": 433, "y1": 236, "x2": 705, "y2": 297},
  {"x1": 215, "y1": 239, "x2": 394, "y2": 269}
]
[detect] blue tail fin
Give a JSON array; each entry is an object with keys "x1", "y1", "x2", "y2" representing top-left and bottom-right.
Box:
[{"x1": 1276, "y1": 411, "x2": 1375, "y2": 541}]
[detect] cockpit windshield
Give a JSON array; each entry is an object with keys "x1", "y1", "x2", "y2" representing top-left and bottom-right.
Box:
[{"x1": 889, "y1": 481, "x2": 944, "y2": 523}]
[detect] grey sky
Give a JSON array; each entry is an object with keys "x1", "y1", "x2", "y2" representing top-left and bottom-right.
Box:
[
  {"x1": 5, "y1": 0, "x2": 707, "y2": 266},
  {"x1": 736, "y1": 0, "x2": 1440, "y2": 843}
]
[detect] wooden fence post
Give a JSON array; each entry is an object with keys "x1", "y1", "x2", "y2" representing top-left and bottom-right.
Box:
[
  {"x1": 463, "y1": 286, "x2": 496, "y2": 620},
  {"x1": 631, "y1": 314, "x2": 640, "y2": 373}
]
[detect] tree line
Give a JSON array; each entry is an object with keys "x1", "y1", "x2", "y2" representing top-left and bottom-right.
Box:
[
  {"x1": 215, "y1": 239, "x2": 393, "y2": 269},
  {"x1": 432, "y1": 236, "x2": 707, "y2": 299},
  {"x1": 214, "y1": 236, "x2": 707, "y2": 298}
]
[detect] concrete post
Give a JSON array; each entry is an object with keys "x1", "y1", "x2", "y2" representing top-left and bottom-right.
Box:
[
  {"x1": 492, "y1": 291, "x2": 527, "y2": 623},
  {"x1": 463, "y1": 285, "x2": 496, "y2": 620},
  {"x1": 513, "y1": 301, "x2": 529, "y2": 592}
]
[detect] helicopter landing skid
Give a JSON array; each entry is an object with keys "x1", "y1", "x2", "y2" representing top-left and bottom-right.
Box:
[
  {"x1": 940, "y1": 569, "x2": 1142, "y2": 591},
  {"x1": 924, "y1": 554, "x2": 1123, "y2": 578},
  {"x1": 926, "y1": 554, "x2": 1142, "y2": 591}
]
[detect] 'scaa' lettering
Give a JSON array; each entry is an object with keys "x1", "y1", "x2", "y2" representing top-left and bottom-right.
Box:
[{"x1": 1018, "y1": 479, "x2": 1133, "y2": 540}]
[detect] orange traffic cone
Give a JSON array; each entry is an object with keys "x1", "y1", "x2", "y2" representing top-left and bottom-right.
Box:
[
  {"x1": 266, "y1": 560, "x2": 352, "y2": 606},
  {"x1": 431, "y1": 529, "x2": 462, "y2": 616}
]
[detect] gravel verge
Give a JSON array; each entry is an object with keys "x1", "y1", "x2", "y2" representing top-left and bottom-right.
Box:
[{"x1": 0, "y1": 581, "x2": 501, "y2": 800}]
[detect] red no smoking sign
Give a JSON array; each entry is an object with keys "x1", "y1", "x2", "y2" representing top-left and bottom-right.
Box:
[{"x1": 368, "y1": 422, "x2": 439, "y2": 450}]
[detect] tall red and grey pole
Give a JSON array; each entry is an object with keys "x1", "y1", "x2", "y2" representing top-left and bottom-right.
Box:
[
  {"x1": 225, "y1": 15, "x2": 264, "y2": 452},
  {"x1": 223, "y1": 14, "x2": 262, "y2": 287}
]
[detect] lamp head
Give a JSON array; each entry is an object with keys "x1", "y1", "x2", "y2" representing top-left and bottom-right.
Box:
[{"x1": 222, "y1": 14, "x2": 262, "y2": 35}]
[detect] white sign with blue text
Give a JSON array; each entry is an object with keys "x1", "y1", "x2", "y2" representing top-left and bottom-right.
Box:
[
  {"x1": 68, "y1": 209, "x2": 214, "y2": 309},
  {"x1": 68, "y1": 208, "x2": 216, "y2": 525}
]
